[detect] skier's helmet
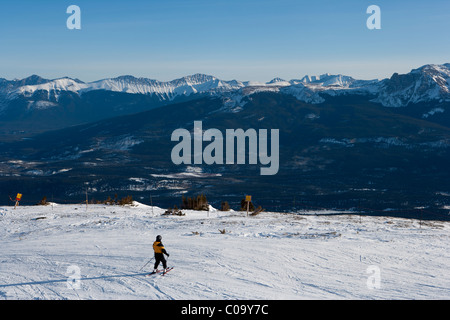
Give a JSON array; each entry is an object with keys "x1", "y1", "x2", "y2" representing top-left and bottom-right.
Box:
[{"x1": 156, "y1": 235, "x2": 162, "y2": 241}]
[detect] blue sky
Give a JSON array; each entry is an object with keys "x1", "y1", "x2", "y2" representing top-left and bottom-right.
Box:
[{"x1": 0, "y1": 0, "x2": 449, "y2": 82}]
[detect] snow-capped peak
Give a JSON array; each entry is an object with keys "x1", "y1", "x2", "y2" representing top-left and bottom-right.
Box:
[
  {"x1": 89, "y1": 73, "x2": 246, "y2": 98},
  {"x1": 267, "y1": 77, "x2": 290, "y2": 86},
  {"x1": 10, "y1": 77, "x2": 88, "y2": 100},
  {"x1": 373, "y1": 63, "x2": 450, "y2": 107},
  {"x1": 299, "y1": 73, "x2": 355, "y2": 87}
]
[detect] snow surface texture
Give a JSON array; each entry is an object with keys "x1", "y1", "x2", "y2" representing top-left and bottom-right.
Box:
[{"x1": 0, "y1": 203, "x2": 449, "y2": 300}]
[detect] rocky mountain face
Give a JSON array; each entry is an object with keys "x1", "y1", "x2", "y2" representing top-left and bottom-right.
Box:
[{"x1": 374, "y1": 64, "x2": 450, "y2": 107}]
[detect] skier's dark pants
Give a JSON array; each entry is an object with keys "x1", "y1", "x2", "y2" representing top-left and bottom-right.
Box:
[{"x1": 154, "y1": 253, "x2": 167, "y2": 269}]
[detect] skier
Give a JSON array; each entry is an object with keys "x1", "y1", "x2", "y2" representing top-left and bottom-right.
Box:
[{"x1": 152, "y1": 235, "x2": 170, "y2": 273}]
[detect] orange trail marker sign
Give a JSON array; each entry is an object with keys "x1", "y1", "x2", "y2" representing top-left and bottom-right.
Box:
[{"x1": 15, "y1": 193, "x2": 22, "y2": 209}]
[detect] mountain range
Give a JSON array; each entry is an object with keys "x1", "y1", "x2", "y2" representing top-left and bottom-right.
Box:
[
  {"x1": 1, "y1": 63, "x2": 449, "y2": 136},
  {"x1": 0, "y1": 63, "x2": 449, "y2": 219},
  {"x1": 2, "y1": 63, "x2": 450, "y2": 105}
]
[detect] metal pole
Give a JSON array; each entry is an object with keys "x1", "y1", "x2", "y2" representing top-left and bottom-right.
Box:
[
  {"x1": 150, "y1": 194, "x2": 154, "y2": 215},
  {"x1": 139, "y1": 257, "x2": 154, "y2": 272},
  {"x1": 85, "y1": 187, "x2": 88, "y2": 211},
  {"x1": 420, "y1": 209, "x2": 423, "y2": 231},
  {"x1": 246, "y1": 200, "x2": 249, "y2": 217}
]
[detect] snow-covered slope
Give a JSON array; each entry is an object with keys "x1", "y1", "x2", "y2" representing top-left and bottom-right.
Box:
[
  {"x1": 88, "y1": 74, "x2": 246, "y2": 100},
  {"x1": 0, "y1": 75, "x2": 54, "y2": 113},
  {"x1": 1, "y1": 203, "x2": 448, "y2": 300},
  {"x1": 12, "y1": 77, "x2": 87, "y2": 101}
]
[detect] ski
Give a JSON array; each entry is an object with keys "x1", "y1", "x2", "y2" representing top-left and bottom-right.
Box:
[
  {"x1": 145, "y1": 269, "x2": 161, "y2": 277},
  {"x1": 162, "y1": 267, "x2": 173, "y2": 276},
  {"x1": 145, "y1": 267, "x2": 173, "y2": 277}
]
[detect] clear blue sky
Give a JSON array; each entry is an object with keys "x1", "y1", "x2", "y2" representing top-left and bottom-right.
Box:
[{"x1": 0, "y1": 0, "x2": 449, "y2": 82}]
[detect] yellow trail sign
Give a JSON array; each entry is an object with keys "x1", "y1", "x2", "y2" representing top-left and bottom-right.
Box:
[{"x1": 14, "y1": 193, "x2": 22, "y2": 209}]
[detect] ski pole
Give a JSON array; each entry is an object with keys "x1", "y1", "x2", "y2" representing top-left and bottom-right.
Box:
[
  {"x1": 161, "y1": 254, "x2": 170, "y2": 270},
  {"x1": 139, "y1": 257, "x2": 154, "y2": 272}
]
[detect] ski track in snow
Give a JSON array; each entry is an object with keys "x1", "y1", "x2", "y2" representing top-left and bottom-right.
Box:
[{"x1": 0, "y1": 203, "x2": 449, "y2": 300}]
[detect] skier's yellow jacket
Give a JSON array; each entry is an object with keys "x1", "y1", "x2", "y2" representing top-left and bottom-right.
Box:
[{"x1": 153, "y1": 241, "x2": 167, "y2": 254}]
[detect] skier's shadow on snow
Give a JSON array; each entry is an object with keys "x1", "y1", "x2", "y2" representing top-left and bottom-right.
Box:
[{"x1": 0, "y1": 272, "x2": 149, "y2": 288}]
